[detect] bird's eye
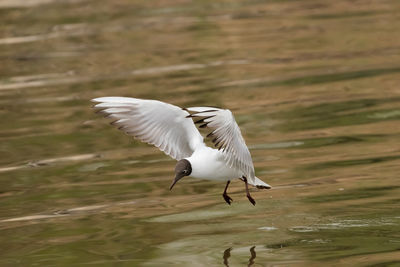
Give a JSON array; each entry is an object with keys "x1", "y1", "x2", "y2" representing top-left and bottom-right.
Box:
[{"x1": 182, "y1": 170, "x2": 187, "y2": 174}]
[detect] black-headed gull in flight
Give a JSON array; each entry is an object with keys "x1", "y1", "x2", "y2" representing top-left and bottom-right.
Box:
[{"x1": 92, "y1": 97, "x2": 271, "y2": 205}]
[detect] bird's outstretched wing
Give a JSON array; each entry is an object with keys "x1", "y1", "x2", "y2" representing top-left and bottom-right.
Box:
[
  {"x1": 185, "y1": 107, "x2": 256, "y2": 182},
  {"x1": 92, "y1": 97, "x2": 204, "y2": 160}
]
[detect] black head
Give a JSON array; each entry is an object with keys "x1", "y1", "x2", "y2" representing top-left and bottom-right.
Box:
[{"x1": 169, "y1": 159, "x2": 192, "y2": 190}]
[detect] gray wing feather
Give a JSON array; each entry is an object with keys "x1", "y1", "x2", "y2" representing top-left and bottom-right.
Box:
[
  {"x1": 186, "y1": 107, "x2": 255, "y2": 182},
  {"x1": 92, "y1": 97, "x2": 204, "y2": 160}
]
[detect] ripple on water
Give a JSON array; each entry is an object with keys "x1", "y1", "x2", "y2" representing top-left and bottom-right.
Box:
[
  {"x1": 315, "y1": 218, "x2": 398, "y2": 230},
  {"x1": 258, "y1": 226, "x2": 277, "y2": 231},
  {"x1": 147, "y1": 209, "x2": 237, "y2": 223},
  {"x1": 289, "y1": 226, "x2": 319, "y2": 233},
  {"x1": 0, "y1": 0, "x2": 59, "y2": 8},
  {"x1": 249, "y1": 141, "x2": 304, "y2": 150}
]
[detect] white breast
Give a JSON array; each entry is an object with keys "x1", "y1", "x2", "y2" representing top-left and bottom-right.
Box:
[{"x1": 186, "y1": 146, "x2": 243, "y2": 181}]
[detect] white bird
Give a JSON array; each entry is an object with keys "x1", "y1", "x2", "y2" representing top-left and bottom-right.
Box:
[{"x1": 92, "y1": 97, "x2": 271, "y2": 205}]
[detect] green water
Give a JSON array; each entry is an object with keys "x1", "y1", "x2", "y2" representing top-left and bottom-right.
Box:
[{"x1": 1, "y1": 0, "x2": 400, "y2": 266}]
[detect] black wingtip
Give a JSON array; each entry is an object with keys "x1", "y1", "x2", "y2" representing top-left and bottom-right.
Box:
[
  {"x1": 199, "y1": 123, "x2": 208, "y2": 128},
  {"x1": 214, "y1": 139, "x2": 221, "y2": 147},
  {"x1": 194, "y1": 118, "x2": 206, "y2": 124}
]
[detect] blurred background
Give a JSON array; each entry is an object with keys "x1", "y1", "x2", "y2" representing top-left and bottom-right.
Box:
[{"x1": 1, "y1": 0, "x2": 400, "y2": 265}]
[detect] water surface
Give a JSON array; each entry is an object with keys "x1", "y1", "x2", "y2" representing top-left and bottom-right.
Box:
[{"x1": 1, "y1": 0, "x2": 400, "y2": 266}]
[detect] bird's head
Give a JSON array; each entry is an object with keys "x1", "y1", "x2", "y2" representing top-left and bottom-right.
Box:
[{"x1": 169, "y1": 159, "x2": 192, "y2": 190}]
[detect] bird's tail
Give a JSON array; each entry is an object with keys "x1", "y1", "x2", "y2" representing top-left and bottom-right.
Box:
[{"x1": 249, "y1": 177, "x2": 271, "y2": 189}]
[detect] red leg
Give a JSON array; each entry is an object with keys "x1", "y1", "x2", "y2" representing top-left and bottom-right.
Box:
[
  {"x1": 243, "y1": 177, "x2": 256, "y2": 206},
  {"x1": 222, "y1": 180, "x2": 233, "y2": 205}
]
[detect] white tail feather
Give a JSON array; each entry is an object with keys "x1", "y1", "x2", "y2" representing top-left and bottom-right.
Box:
[{"x1": 248, "y1": 177, "x2": 271, "y2": 189}]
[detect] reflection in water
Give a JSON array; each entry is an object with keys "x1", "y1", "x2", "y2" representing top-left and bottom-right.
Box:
[
  {"x1": 249, "y1": 246, "x2": 256, "y2": 266},
  {"x1": 223, "y1": 246, "x2": 257, "y2": 267},
  {"x1": 222, "y1": 247, "x2": 231, "y2": 267}
]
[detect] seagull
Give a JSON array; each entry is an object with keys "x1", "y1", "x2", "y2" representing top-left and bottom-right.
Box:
[{"x1": 92, "y1": 97, "x2": 271, "y2": 205}]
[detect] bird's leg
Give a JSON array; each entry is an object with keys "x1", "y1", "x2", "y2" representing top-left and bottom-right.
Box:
[
  {"x1": 222, "y1": 180, "x2": 233, "y2": 205},
  {"x1": 242, "y1": 176, "x2": 256, "y2": 206}
]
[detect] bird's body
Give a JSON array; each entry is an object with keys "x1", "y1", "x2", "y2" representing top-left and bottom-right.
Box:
[
  {"x1": 187, "y1": 145, "x2": 241, "y2": 181},
  {"x1": 92, "y1": 96, "x2": 271, "y2": 205}
]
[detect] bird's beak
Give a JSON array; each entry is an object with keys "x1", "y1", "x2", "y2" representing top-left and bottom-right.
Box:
[{"x1": 169, "y1": 173, "x2": 184, "y2": 190}]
